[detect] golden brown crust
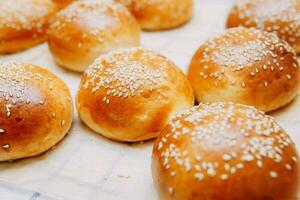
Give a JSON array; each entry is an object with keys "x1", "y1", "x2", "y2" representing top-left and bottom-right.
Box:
[
  {"x1": 152, "y1": 102, "x2": 299, "y2": 200},
  {"x1": 0, "y1": 62, "x2": 73, "y2": 161},
  {"x1": 47, "y1": 1, "x2": 141, "y2": 72},
  {"x1": 52, "y1": 0, "x2": 74, "y2": 8},
  {"x1": 227, "y1": 0, "x2": 300, "y2": 54},
  {"x1": 188, "y1": 27, "x2": 300, "y2": 112},
  {"x1": 0, "y1": 0, "x2": 58, "y2": 54},
  {"x1": 115, "y1": 0, "x2": 193, "y2": 31},
  {"x1": 76, "y1": 48, "x2": 194, "y2": 142}
]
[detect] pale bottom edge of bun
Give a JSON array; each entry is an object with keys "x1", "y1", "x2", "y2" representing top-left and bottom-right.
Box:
[
  {"x1": 141, "y1": 15, "x2": 193, "y2": 32},
  {"x1": 53, "y1": 56, "x2": 88, "y2": 73},
  {"x1": 77, "y1": 98, "x2": 194, "y2": 142},
  {"x1": 48, "y1": 42, "x2": 91, "y2": 73},
  {"x1": 48, "y1": 38, "x2": 141, "y2": 73},
  {"x1": 78, "y1": 107, "x2": 159, "y2": 143},
  {"x1": 0, "y1": 122, "x2": 72, "y2": 162},
  {"x1": 0, "y1": 35, "x2": 47, "y2": 54},
  {"x1": 266, "y1": 93, "x2": 299, "y2": 113},
  {"x1": 195, "y1": 92, "x2": 299, "y2": 113}
]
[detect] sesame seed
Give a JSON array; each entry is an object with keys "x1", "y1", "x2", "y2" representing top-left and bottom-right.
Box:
[
  {"x1": 168, "y1": 187, "x2": 174, "y2": 195},
  {"x1": 241, "y1": 82, "x2": 246, "y2": 88},
  {"x1": 0, "y1": 61, "x2": 57, "y2": 120},
  {"x1": 0, "y1": 129, "x2": 4, "y2": 134},
  {"x1": 158, "y1": 142, "x2": 163, "y2": 150},
  {"x1": 195, "y1": 173, "x2": 204, "y2": 181},
  {"x1": 156, "y1": 102, "x2": 295, "y2": 187},
  {"x1": 222, "y1": 154, "x2": 232, "y2": 161},
  {"x1": 192, "y1": 27, "x2": 298, "y2": 103},
  {"x1": 263, "y1": 65, "x2": 267, "y2": 70},
  {"x1": 237, "y1": 163, "x2": 244, "y2": 169},
  {"x1": 0, "y1": 0, "x2": 56, "y2": 31},
  {"x1": 195, "y1": 155, "x2": 202, "y2": 161},
  {"x1": 231, "y1": 152, "x2": 237, "y2": 157},
  {"x1": 48, "y1": 1, "x2": 135, "y2": 51},
  {"x1": 82, "y1": 48, "x2": 169, "y2": 104},
  {"x1": 242, "y1": 154, "x2": 254, "y2": 162},
  {"x1": 220, "y1": 174, "x2": 229, "y2": 180},
  {"x1": 285, "y1": 164, "x2": 292, "y2": 170},
  {"x1": 257, "y1": 160, "x2": 263, "y2": 168},
  {"x1": 270, "y1": 171, "x2": 278, "y2": 178},
  {"x1": 224, "y1": 163, "x2": 230, "y2": 171},
  {"x1": 231, "y1": 0, "x2": 300, "y2": 51},
  {"x1": 207, "y1": 168, "x2": 216, "y2": 177},
  {"x1": 230, "y1": 167, "x2": 236, "y2": 174},
  {"x1": 2, "y1": 144, "x2": 10, "y2": 149}
]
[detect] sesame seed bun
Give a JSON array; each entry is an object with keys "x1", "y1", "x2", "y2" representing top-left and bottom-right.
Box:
[
  {"x1": 115, "y1": 0, "x2": 193, "y2": 31},
  {"x1": 152, "y1": 102, "x2": 299, "y2": 200},
  {"x1": 0, "y1": 61, "x2": 73, "y2": 161},
  {"x1": 76, "y1": 48, "x2": 195, "y2": 142},
  {"x1": 47, "y1": 0, "x2": 141, "y2": 72},
  {"x1": 227, "y1": 0, "x2": 300, "y2": 54},
  {"x1": 0, "y1": 0, "x2": 58, "y2": 54},
  {"x1": 188, "y1": 27, "x2": 300, "y2": 112}
]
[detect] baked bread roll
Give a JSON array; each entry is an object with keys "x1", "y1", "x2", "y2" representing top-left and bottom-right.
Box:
[
  {"x1": 152, "y1": 102, "x2": 299, "y2": 200},
  {"x1": 0, "y1": 0, "x2": 58, "y2": 54},
  {"x1": 115, "y1": 0, "x2": 193, "y2": 31},
  {"x1": 0, "y1": 61, "x2": 73, "y2": 161},
  {"x1": 47, "y1": 0, "x2": 141, "y2": 72},
  {"x1": 188, "y1": 27, "x2": 300, "y2": 112},
  {"x1": 227, "y1": 0, "x2": 300, "y2": 53},
  {"x1": 52, "y1": 0, "x2": 74, "y2": 8},
  {"x1": 76, "y1": 48, "x2": 194, "y2": 142}
]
